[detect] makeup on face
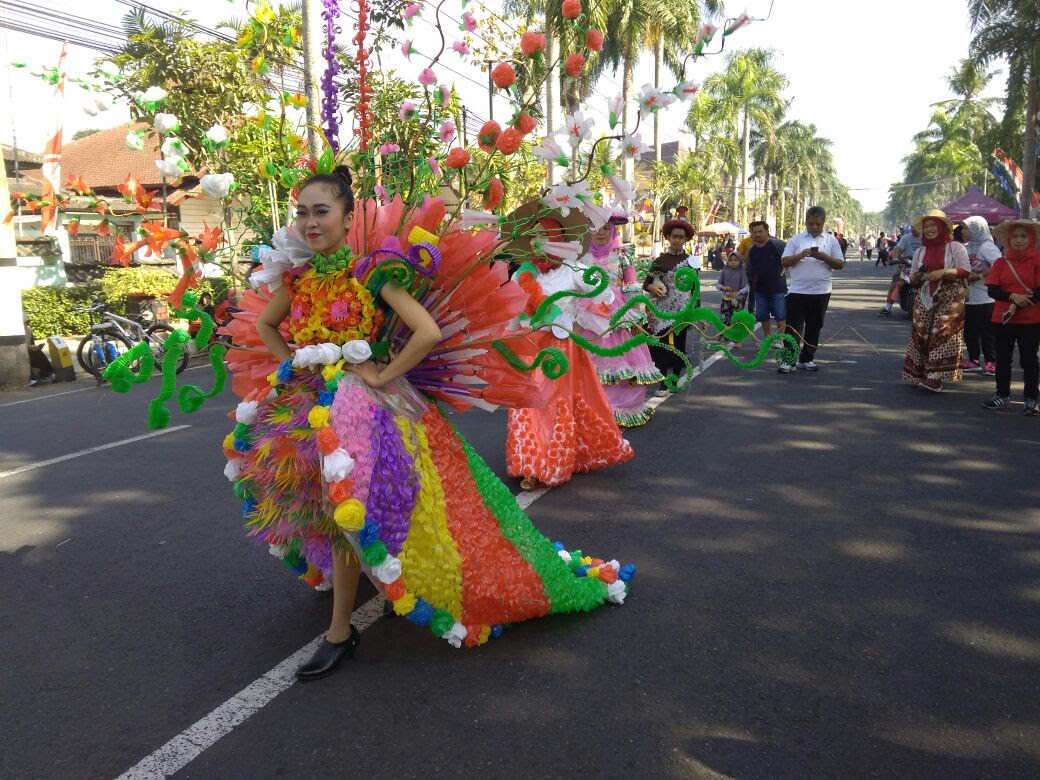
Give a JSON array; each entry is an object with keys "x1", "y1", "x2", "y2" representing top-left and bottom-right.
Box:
[
  {"x1": 295, "y1": 183, "x2": 351, "y2": 254},
  {"x1": 922, "y1": 219, "x2": 940, "y2": 240}
]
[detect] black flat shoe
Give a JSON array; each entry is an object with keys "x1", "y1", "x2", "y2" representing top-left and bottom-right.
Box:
[{"x1": 296, "y1": 625, "x2": 360, "y2": 681}]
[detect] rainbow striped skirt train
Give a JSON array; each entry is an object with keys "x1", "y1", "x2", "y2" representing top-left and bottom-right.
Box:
[{"x1": 223, "y1": 371, "x2": 633, "y2": 648}]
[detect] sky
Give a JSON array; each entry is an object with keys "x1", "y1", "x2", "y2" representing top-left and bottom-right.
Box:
[{"x1": 0, "y1": 0, "x2": 1006, "y2": 212}]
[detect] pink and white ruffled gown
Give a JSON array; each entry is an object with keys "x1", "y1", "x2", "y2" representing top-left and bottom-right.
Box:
[{"x1": 576, "y1": 243, "x2": 662, "y2": 427}]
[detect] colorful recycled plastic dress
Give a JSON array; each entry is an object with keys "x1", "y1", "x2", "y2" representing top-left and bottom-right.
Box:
[
  {"x1": 222, "y1": 197, "x2": 633, "y2": 648},
  {"x1": 505, "y1": 260, "x2": 635, "y2": 487},
  {"x1": 576, "y1": 238, "x2": 663, "y2": 427}
]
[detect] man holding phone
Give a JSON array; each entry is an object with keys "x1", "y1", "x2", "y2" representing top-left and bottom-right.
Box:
[{"x1": 780, "y1": 205, "x2": 845, "y2": 372}]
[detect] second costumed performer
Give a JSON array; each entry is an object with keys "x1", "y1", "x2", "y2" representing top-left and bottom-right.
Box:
[
  {"x1": 575, "y1": 208, "x2": 663, "y2": 427},
  {"x1": 503, "y1": 201, "x2": 635, "y2": 490},
  {"x1": 644, "y1": 218, "x2": 699, "y2": 390},
  {"x1": 223, "y1": 169, "x2": 633, "y2": 680}
]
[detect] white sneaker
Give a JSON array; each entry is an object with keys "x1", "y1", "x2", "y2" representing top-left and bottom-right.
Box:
[
  {"x1": 654, "y1": 389, "x2": 669, "y2": 397},
  {"x1": 802, "y1": 361, "x2": 819, "y2": 371},
  {"x1": 777, "y1": 364, "x2": 791, "y2": 374}
]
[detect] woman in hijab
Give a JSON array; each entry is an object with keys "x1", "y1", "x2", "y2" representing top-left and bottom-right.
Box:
[
  {"x1": 961, "y1": 216, "x2": 1002, "y2": 374},
  {"x1": 901, "y1": 209, "x2": 971, "y2": 392},
  {"x1": 982, "y1": 220, "x2": 1040, "y2": 414}
]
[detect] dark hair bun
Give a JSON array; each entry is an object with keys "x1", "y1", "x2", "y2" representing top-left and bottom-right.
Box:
[{"x1": 332, "y1": 165, "x2": 353, "y2": 186}]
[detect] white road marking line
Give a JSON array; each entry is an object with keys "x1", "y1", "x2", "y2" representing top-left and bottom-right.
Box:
[
  {"x1": 115, "y1": 597, "x2": 386, "y2": 780},
  {"x1": 516, "y1": 488, "x2": 547, "y2": 509},
  {"x1": 0, "y1": 387, "x2": 96, "y2": 406},
  {"x1": 0, "y1": 363, "x2": 211, "y2": 407},
  {"x1": 114, "y1": 346, "x2": 735, "y2": 777},
  {"x1": 0, "y1": 426, "x2": 190, "y2": 480}
]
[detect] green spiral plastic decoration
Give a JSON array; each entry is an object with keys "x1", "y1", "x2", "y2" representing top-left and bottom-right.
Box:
[
  {"x1": 102, "y1": 341, "x2": 155, "y2": 392},
  {"x1": 490, "y1": 340, "x2": 569, "y2": 379}
]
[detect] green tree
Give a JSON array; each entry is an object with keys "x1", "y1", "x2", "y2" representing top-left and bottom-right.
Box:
[
  {"x1": 702, "y1": 48, "x2": 787, "y2": 224},
  {"x1": 969, "y1": 0, "x2": 1040, "y2": 214}
]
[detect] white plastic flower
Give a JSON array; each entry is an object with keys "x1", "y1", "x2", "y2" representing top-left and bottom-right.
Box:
[
  {"x1": 155, "y1": 156, "x2": 187, "y2": 179},
  {"x1": 205, "y1": 123, "x2": 230, "y2": 147},
  {"x1": 200, "y1": 173, "x2": 235, "y2": 199},
  {"x1": 620, "y1": 133, "x2": 650, "y2": 160},
  {"x1": 531, "y1": 137, "x2": 569, "y2": 167},
  {"x1": 161, "y1": 137, "x2": 187, "y2": 157},
  {"x1": 636, "y1": 84, "x2": 677, "y2": 119},
  {"x1": 235, "y1": 401, "x2": 258, "y2": 424},
  {"x1": 372, "y1": 557, "x2": 403, "y2": 583},
  {"x1": 674, "y1": 80, "x2": 700, "y2": 101},
  {"x1": 223, "y1": 458, "x2": 243, "y2": 481},
  {"x1": 125, "y1": 131, "x2": 145, "y2": 151},
  {"x1": 578, "y1": 199, "x2": 613, "y2": 231},
  {"x1": 141, "y1": 86, "x2": 168, "y2": 104},
  {"x1": 153, "y1": 112, "x2": 180, "y2": 134},
  {"x1": 562, "y1": 110, "x2": 595, "y2": 148},
  {"x1": 542, "y1": 183, "x2": 581, "y2": 216},
  {"x1": 443, "y1": 621, "x2": 469, "y2": 648},
  {"x1": 606, "y1": 580, "x2": 627, "y2": 604},
  {"x1": 458, "y1": 209, "x2": 500, "y2": 230},
  {"x1": 606, "y1": 173, "x2": 636, "y2": 205},
  {"x1": 341, "y1": 340, "x2": 373, "y2": 364},
  {"x1": 321, "y1": 447, "x2": 355, "y2": 483},
  {"x1": 607, "y1": 94, "x2": 624, "y2": 129}
]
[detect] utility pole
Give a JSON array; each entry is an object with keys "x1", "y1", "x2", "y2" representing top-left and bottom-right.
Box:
[
  {"x1": 484, "y1": 60, "x2": 494, "y2": 121},
  {"x1": 545, "y1": 13, "x2": 559, "y2": 186},
  {"x1": 301, "y1": 0, "x2": 325, "y2": 154}
]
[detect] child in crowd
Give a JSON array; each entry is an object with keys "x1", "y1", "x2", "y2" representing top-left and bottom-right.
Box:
[{"x1": 716, "y1": 252, "x2": 749, "y2": 346}]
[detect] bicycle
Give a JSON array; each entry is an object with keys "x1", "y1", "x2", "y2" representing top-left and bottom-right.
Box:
[{"x1": 73, "y1": 300, "x2": 189, "y2": 380}]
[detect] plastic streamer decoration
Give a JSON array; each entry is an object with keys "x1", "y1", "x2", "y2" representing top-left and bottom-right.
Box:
[
  {"x1": 102, "y1": 290, "x2": 228, "y2": 429},
  {"x1": 349, "y1": 0, "x2": 373, "y2": 151},
  {"x1": 321, "y1": 0, "x2": 343, "y2": 152}
]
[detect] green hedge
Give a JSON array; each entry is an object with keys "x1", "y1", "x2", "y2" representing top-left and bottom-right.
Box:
[
  {"x1": 22, "y1": 267, "x2": 236, "y2": 337},
  {"x1": 21, "y1": 286, "x2": 97, "y2": 337}
]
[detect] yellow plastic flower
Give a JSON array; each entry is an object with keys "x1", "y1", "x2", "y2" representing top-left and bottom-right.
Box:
[
  {"x1": 334, "y1": 498, "x2": 366, "y2": 531},
  {"x1": 308, "y1": 405, "x2": 330, "y2": 429},
  {"x1": 393, "y1": 593, "x2": 418, "y2": 616}
]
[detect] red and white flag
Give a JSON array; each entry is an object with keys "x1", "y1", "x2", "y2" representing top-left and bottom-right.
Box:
[{"x1": 39, "y1": 43, "x2": 67, "y2": 237}]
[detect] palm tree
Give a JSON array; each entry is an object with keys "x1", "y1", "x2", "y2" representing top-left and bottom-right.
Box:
[
  {"x1": 702, "y1": 48, "x2": 787, "y2": 224},
  {"x1": 969, "y1": 0, "x2": 1040, "y2": 214}
]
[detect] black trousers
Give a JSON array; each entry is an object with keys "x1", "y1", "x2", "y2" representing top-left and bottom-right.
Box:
[
  {"x1": 994, "y1": 322, "x2": 1040, "y2": 400},
  {"x1": 785, "y1": 293, "x2": 831, "y2": 363},
  {"x1": 650, "y1": 325, "x2": 689, "y2": 378},
  {"x1": 876, "y1": 251, "x2": 888, "y2": 267},
  {"x1": 963, "y1": 303, "x2": 995, "y2": 363}
]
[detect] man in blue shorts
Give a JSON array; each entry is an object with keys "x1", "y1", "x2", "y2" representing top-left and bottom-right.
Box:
[{"x1": 745, "y1": 220, "x2": 788, "y2": 371}]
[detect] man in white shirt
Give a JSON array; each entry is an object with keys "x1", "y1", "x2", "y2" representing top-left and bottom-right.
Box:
[{"x1": 779, "y1": 205, "x2": 845, "y2": 372}]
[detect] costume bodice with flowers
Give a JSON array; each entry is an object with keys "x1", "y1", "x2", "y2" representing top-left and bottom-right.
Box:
[{"x1": 284, "y1": 254, "x2": 385, "y2": 347}]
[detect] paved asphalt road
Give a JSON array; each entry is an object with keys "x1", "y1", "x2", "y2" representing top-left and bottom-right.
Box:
[{"x1": 2, "y1": 261, "x2": 1039, "y2": 779}]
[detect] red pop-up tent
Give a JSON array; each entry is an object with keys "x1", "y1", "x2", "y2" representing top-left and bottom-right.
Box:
[{"x1": 940, "y1": 187, "x2": 1019, "y2": 224}]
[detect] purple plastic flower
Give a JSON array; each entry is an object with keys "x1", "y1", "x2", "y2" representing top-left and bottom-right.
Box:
[
  {"x1": 379, "y1": 142, "x2": 401, "y2": 155},
  {"x1": 399, "y1": 100, "x2": 418, "y2": 121},
  {"x1": 402, "y1": 2, "x2": 420, "y2": 20},
  {"x1": 462, "y1": 11, "x2": 477, "y2": 31},
  {"x1": 439, "y1": 121, "x2": 456, "y2": 144},
  {"x1": 452, "y1": 41, "x2": 471, "y2": 55},
  {"x1": 418, "y1": 67, "x2": 437, "y2": 86}
]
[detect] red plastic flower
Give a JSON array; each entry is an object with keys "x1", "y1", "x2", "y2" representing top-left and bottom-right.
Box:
[
  {"x1": 483, "y1": 177, "x2": 504, "y2": 210},
  {"x1": 513, "y1": 111, "x2": 537, "y2": 135},
  {"x1": 478, "y1": 120, "x2": 502, "y2": 152},
  {"x1": 520, "y1": 31, "x2": 546, "y2": 56},
  {"x1": 491, "y1": 62, "x2": 517, "y2": 89},
  {"x1": 586, "y1": 28, "x2": 603, "y2": 51},
  {"x1": 561, "y1": 0, "x2": 581, "y2": 18},
  {"x1": 495, "y1": 128, "x2": 523, "y2": 155},
  {"x1": 445, "y1": 148, "x2": 471, "y2": 169},
  {"x1": 564, "y1": 52, "x2": 585, "y2": 77}
]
